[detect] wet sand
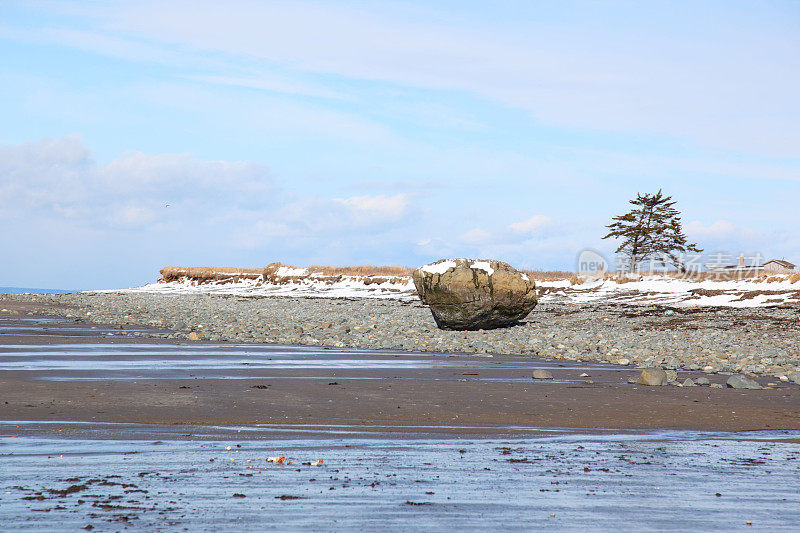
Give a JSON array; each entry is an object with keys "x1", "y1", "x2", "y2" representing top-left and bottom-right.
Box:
[
  {"x1": 3, "y1": 300, "x2": 800, "y2": 530},
  {"x1": 1, "y1": 299, "x2": 799, "y2": 434},
  {"x1": 2, "y1": 429, "x2": 799, "y2": 530}
]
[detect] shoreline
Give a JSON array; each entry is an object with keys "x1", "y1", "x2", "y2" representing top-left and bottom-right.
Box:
[
  {"x1": 1, "y1": 297, "x2": 799, "y2": 434},
  {"x1": 3, "y1": 291, "x2": 799, "y2": 379}
]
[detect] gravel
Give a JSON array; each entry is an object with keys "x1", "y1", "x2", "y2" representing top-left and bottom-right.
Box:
[{"x1": 4, "y1": 292, "x2": 799, "y2": 379}]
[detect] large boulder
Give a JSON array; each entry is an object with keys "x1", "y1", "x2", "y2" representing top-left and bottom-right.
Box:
[
  {"x1": 412, "y1": 259, "x2": 537, "y2": 330},
  {"x1": 636, "y1": 368, "x2": 668, "y2": 386}
]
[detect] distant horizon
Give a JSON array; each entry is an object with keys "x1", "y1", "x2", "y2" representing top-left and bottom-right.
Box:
[
  {"x1": 2, "y1": 1, "x2": 798, "y2": 290},
  {"x1": 0, "y1": 286, "x2": 77, "y2": 294}
]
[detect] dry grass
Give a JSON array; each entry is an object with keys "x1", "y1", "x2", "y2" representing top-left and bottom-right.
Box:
[
  {"x1": 307, "y1": 265, "x2": 413, "y2": 276},
  {"x1": 523, "y1": 270, "x2": 580, "y2": 284},
  {"x1": 262, "y1": 262, "x2": 412, "y2": 286},
  {"x1": 159, "y1": 267, "x2": 263, "y2": 283},
  {"x1": 162, "y1": 263, "x2": 798, "y2": 287},
  {"x1": 263, "y1": 263, "x2": 411, "y2": 278}
]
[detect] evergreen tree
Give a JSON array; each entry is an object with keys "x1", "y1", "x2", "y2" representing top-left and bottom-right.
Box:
[{"x1": 603, "y1": 190, "x2": 702, "y2": 272}]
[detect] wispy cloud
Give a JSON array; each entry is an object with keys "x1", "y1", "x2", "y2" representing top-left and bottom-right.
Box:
[{"x1": 17, "y1": 1, "x2": 799, "y2": 156}]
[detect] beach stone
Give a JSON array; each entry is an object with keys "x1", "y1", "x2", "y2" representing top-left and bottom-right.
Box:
[
  {"x1": 412, "y1": 259, "x2": 537, "y2": 330},
  {"x1": 187, "y1": 331, "x2": 200, "y2": 341},
  {"x1": 682, "y1": 378, "x2": 696, "y2": 387},
  {"x1": 663, "y1": 356, "x2": 680, "y2": 369},
  {"x1": 637, "y1": 368, "x2": 668, "y2": 386},
  {"x1": 665, "y1": 370, "x2": 678, "y2": 382},
  {"x1": 532, "y1": 369, "x2": 553, "y2": 380},
  {"x1": 787, "y1": 371, "x2": 800, "y2": 385},
  {"x1": 695, "y1": 377, "x2": 710, "y2": 385},
  {"x1": 726, "y1": 374, "x2": 762, "y2": 390}
]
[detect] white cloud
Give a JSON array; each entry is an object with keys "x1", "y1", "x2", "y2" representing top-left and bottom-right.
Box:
[
  {"x1": 0, "y1": 135, "x2": 273, "y2": 228},
  {"x1": 337, "y1": 194, "x2": 409, "y2": 219},
  {"x1": 110, "y1": 205, "x2": 157, "y2": 228},
  {"x1": 459, "y1": 228, "x2": 493, "y2": 245},
  {"x1": 0, "y1": 135, "x2": 419, "y2": 256},
  {"x1": 686, "y1": 220, "x2": 742, "y2": 239},
  {"x1": 508, "y1": 215, "x2": 552, "y2": 235},
  {"x1": 26, "y1": 1, "x2": 800, "y2": 157}
]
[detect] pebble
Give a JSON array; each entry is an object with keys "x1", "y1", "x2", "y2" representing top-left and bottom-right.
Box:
[
  {"x1": 532, "y1": 369, "x2": 554, "y2": 380},
  {"x1": 3, "y1": 292, "x2": 798, "y2": 381}
]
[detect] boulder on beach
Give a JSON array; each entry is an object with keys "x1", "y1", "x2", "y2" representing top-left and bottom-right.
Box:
[
  {"x1": 532, "y1": 369, "x2": 553, "y2": 380},
  {"x1": 412, "y1": 259, "x2": 537, "y2": 330},
  {"x1": 726, "y1": 374, "x2": 762, "y2": 390},
  {"x1": 636, "y1": 368, "x2": 668, "y2": 386}
]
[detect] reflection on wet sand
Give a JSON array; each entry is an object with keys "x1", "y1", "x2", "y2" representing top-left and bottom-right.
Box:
[{"x1": 1, "y1": 425, "x2": 799, "y2": 530}]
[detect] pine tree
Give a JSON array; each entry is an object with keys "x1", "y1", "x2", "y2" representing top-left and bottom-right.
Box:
[{"x1": 603, "y1": 190, "x2": 702, "y2": 272}]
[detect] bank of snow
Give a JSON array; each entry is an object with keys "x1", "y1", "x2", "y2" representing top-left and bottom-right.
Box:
[
  {"x1": 538, "y1": 275, "x2": 800, "y2": 308},
  {"x1": 109, "y1": 274, "x2": 417, "y2": 300},
  {"x1": 99, "y1": 268, "x2": 799, "y2": 308}
]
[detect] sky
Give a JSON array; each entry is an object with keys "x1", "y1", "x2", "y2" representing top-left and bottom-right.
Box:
[{"x1": 1, "y1": 0, "x2": 798, "y2": 290}]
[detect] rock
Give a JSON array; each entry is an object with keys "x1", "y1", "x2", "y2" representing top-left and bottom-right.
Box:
[
  {"x1": 665, "y1": 370, "x2": 678, "y2": 382},
  {"x1": 636, "y1": 368, "x2": 668, "y2": 386},
  {"x1": 787, "y1": 371, "x2": 800, "y2": 385},
  {"x1": 726, "y1": 374, "x2": 762, "y2": 390},
  {"x1": 710, "y1": 383, "x2": 723, "y2": 389},
  {"x1": 532, "y1": 369, "x2": 553, "y2": 380},
  {"x1": 617, "y1": 358, "x2": 630, "y2": 366},
  {"x1": 412, "y1": 259, "x2": 537, "y2": 330},
  {"x1": 695, "y1": 377, "x2": 710, "y2": 385},
  {"x1": 187, "y1": 331, "x2": 200, "y2": 341},
  {"x1": 682, "y1": 378, "x2": 696, "y2": 387},
  {"x1": 663, "y1": 356, "x2": 680, "y2": 369}
]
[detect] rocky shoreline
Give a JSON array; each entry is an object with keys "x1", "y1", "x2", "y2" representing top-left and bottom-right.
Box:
[{"x1": 3, "y1": 292, "x2": 799, "y2": 382}]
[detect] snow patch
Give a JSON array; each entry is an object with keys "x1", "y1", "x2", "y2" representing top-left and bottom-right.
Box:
[
  {"x1": 421, "y1": 260, "x2": 456, "y2": 275},
  {"x1": 470, "y1": 261, "x2": 494, "y2": 276},
  {"x1": 105, "y1": 275, "x2": 417, "y2": 300},
  {"x1": 275, "y1": 266, "x2": 308, "y2": 277}
]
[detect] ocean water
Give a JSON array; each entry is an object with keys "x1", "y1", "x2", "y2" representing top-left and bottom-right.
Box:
[{"x1": 0, "y1": 287, "x2": 74, "y2": 294}]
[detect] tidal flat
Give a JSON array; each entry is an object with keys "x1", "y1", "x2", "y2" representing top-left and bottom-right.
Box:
[{"x1": 1, "y1": 296, "x2": 799, "y2": 530}]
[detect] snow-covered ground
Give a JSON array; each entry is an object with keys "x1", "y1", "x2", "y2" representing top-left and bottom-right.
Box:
[
  {"x1": 105, "y1": 272, "x2": 799, "y2": 308},
  {"x1": 110, "y1": 273, "x2": 418, "y2": 300},
  {"x1": 538, "y1": 275, "x2": 800, "y2": 308}
]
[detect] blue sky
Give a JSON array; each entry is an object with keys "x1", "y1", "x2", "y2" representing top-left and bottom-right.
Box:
[{"x1": 1, "y1": 0, "x2": 798, "y2": 289}]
